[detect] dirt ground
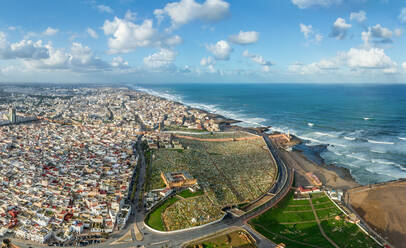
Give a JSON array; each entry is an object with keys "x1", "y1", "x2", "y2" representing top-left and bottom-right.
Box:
[
  {"x1": 348, "y1": 181, "x2": 406, "y2": 248},
  {"x1": 280, "y1": 150, "x2": 360, "y2": 190}
]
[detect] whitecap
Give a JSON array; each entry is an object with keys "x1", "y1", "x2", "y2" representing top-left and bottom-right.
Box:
[
  {"x1": 308, "y1": 122, "x2": 314, "y2": 127},
  {"x1": 314, "y1": 132, "x2": 337, "y2": 138},
  {"x1": 371, "y1": 150, "x2": 385, "y2": 154},
  {"x1": 346, "y1": 154, "x2": 368, "y2": 161},
  {"x1": 398, "y1": 137, "x2": 406, "y2": 141},
  {"x1": 363, "y1": 117, "x2": 371, "y2": 120},
  {"x1": 344, "y1": 136, "x2": 356, "y2": 141},
  {"x1": 368, "y1": 139, "x2": 394, "y2": 145},
  {"x1": 296, "y1": 135, "x2": 322, "y2": 143}
]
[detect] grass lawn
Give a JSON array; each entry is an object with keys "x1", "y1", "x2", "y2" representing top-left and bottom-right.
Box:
[
  {"x1": 145, "y1": 197, "x2": 179, "y2": 231},
  {"x1": 178, "y1": 189, "x2": 204, "y2": 198},
  {"x1": 321, "y1": 220, "x2": 381, "y2": 248},
  {"x1": 251, "y1": 191, "x2": 381, "y2": 248}
]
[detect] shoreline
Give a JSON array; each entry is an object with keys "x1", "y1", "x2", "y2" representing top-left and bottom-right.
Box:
[{"x1": 126, "y1": 85, "x2": 361, "y2": 189}]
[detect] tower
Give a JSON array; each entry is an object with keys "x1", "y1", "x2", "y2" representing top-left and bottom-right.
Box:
[{"x1": 9, "y1": 107, "x2": 16, "y2": 123}]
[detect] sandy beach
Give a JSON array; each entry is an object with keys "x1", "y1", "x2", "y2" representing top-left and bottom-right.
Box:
[{"x1": 279, "y1": 149, "x2": 360, "y2": 190}]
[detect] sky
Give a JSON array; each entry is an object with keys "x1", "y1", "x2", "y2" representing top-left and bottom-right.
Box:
[{"x1": 1, "y1": 0, "x2": 406, "y2": 83}]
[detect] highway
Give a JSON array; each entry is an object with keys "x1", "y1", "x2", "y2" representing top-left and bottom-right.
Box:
[{"x1": 5, "y1": 135, "x2": 293, "y2": 248}]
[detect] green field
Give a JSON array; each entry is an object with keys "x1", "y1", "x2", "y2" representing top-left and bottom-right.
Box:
[
  {"x1": 250, "y1": 192, "x2": 381, "y2": 248},
  {"x1": 178, "y1": 189, "x2": 204, "y2": 198},
  {"x1": 145, "y1": 197, "x2": 179, "y2": 231}
]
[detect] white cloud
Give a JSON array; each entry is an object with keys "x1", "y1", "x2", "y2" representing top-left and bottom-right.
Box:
[
  {"x1": 87, "y1": 28, "x2": 98, "y2": 39},
  {"x1": 243, "y1": 50, "x2": 273, "y2": 72},
  {"x1": 154, "y1": 0, "x2": 230, "y2": 28},
  {"x1": 124, "y1": 10, "x2": 137, "y2": 21},
  {"x1": 362, "y1": 24, "x2": 398, "y2": 46},
  {"x1": 206, "y1": 40, "x2": 232, "y2": 60},
  {"x1": 0, "y1": 33, "x2": 49, "y2": 60},
  {"x1": 103, "y1": 17, "x2": 157, "y2": 54},
  {"x1": 111, "y1": 56, "x2": 129, "y2": 68},
  {"x1": 292, "y1": 0, "x2": 342, "y2": 9},
  {"x1": 330, "y1": 17, "x2": 351, "y2": 40},
  {"x1": 300, "y1": 23, "x2": 313, "y2": 38},
  {"x1": 289, "y1": 47, "x2": 397, "y2": 75},
  {"x1": 350, "y1": 10, "x2": 367, "y2": 23},
  {"x1": 165, "y1": 35, "x2": 183, "y2": 46},
  {"x1": 228, "y1": 30, "x2": 259, "y2": 45},
  {"x1": 342, "y1": 48, "x2": 396, "y2": 69},
  {"x1": 43, "y1": 27, "x2": 59, "y2": 36},
  {"x1": 97, "y1": 4, "x2": 113, "y2": 14},
  {"x1": 200, "y1": 56, "x2": 216, "y2": 66},
  {"x1": 25, "y1": 42, "x2": 112, "y2": 71},
  {"x1": 143, "y1": 48, "x2": 177, "y2": 70},
  {"x1": 402, "y1": 62, "x2": 406, "y2": 71},
  {"x1": 399, "y1": 8, "x2": 406, "y2": 23},
  {"x1": 300, "y1": 23, "x2": 323, "y2": 44}
]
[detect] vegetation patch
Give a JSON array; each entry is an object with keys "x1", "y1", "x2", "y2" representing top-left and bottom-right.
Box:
[
  {"x1": 250, "y1": 191, "x2": 381, "y2": 248},
  {"x1": 145, "y1": 197, "x2": 179, "y2": 231},
  {"x1": 178, "y1": 189, "x2": 204, "y2": 198}
]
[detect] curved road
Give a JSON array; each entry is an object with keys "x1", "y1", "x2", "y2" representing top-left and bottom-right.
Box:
[{"x1": 7, "y1": 135, "x2": 293, "y2": 248}]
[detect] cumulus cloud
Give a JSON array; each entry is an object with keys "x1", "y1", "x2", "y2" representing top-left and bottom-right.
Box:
[
  {"x1": 300, "y1": 23, "x2": 323, "y2": 44},
  {"x1": 103, "y1": 17, "x2": 157, "y2": 54},
  {"x1": 0, "y1": 33, "x2": 49, "y2": 60},
  {"x1": 87, "y1": 28, "x2": 98, "y2": 39},
  {"x1": 350, "y1": 10, "x2": 367, "y2": 23},
  {"x1": 342, "y1": 48, "x2": 396, "y2": 69},
  {"x1": 228, "y1": 30, "x2": 259, "y2": 45},
  {"x1": 292, "y1": 0, "x2": 342, "y2": 9},
  {"x1": 206, "y1": 40, "x2": 232, "y2": 60},
  {"x1": 111, "y1": 56, "x2": 129, "y2": 68},
  {"x1": 399, "y1": 8, "x2": 406, "y2": 23},
  {"x1": 25, "y1": 42, "x2": 115, "y2": 71},
  {"x1": 290, "y1": 47, "x2": 397, "y2": 75},
  {"x1": 97, "y1": 4, "x2": 113, "y2": 14},
  {"x1": 154, "y1": 0, "x2": 230, "y2": 28},
  {"x1": 243, "y1": 50, "x2": 273, "y2": 72},
  {"x1": 143, "y1": 48, "x2": 177, "y2": 70},
  {"x1": 43, "y1": 27, "x2": 59, "y2": 36},
  {"x1": 362, "y1": 24, "x2": 400, "y2": 46},
  {"x1": 330, "y1": 17, "x2": 351, "y2": 40},
  {"x1": 200, "y1": 56, "x2": 216, "y2": 66}
]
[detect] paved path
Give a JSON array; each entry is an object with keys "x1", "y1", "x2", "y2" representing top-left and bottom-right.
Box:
[{"x1": 308, "y1": 198, "x2": 340, "y2": 248}]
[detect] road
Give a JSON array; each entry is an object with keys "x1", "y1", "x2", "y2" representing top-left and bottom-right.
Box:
[{"x1": 6, "y1": 135, "x2": 293, "y2": 248}]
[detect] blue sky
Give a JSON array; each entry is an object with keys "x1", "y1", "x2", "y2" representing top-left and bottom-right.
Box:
[{"x1": 0, "y1": 0, "x2": 406, "y2": 83}]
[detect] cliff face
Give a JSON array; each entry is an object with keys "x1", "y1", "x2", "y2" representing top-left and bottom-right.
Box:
[{"x1": 348, "y1": 180, "x2": 406, "y2": 248}]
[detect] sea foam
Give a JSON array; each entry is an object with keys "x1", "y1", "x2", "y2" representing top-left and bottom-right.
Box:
[{"x1": 368, "y1": 139, "x2": 395, "y2": 145}]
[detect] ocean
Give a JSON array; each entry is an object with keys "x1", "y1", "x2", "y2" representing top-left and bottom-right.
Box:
[{"x1": 132, "y1": 83, "x2": 406, "y2": 185}]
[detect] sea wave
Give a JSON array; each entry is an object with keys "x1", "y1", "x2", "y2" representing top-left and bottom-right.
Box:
[
  {"x1": 398, "y1": 137, "x2": 406, "y2": 141},
  {"x1": 314, "y1": 132, "x2": 337, "y2": 138},
  {"x1": 296, "y1": 135, "x2": 322, "y2": 144},
  {"x1": 371, "y1": 149, "x2": 385, "y2": 154},
  {"x1": 344, "y1": 136, "x2": 356, "y2": 141},
  {"x1": 346, "y1": 154, "x2": 368, "y2": 161},
  {"x1": 135, "y1": 86, "x2": 268, "y2": 128},
  {"x1": 371, "y1": 160, "x2": 406, "y2": 172},
  {"x1": 368, "y1": 139, "x2": 395, "y2": 145}
]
